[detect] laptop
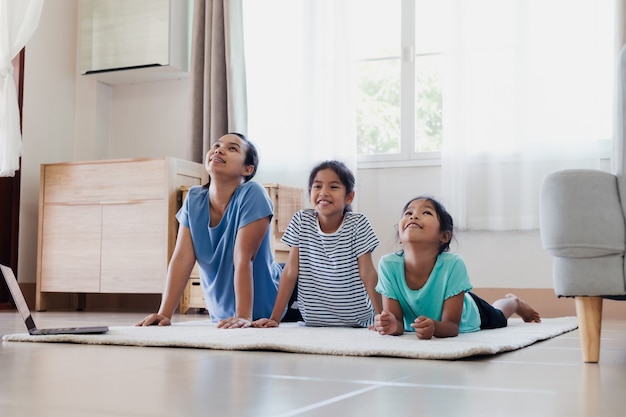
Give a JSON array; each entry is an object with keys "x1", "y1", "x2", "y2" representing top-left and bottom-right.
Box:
[{"x1": 1, "y1": 264, "x2": 108, "y2": 335}]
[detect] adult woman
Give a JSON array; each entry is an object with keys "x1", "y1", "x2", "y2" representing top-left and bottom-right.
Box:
[{"x1": 137, "y1": 133, "x2": 281, "y2": 329}]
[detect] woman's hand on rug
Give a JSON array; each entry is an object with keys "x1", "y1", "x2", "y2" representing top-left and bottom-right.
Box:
[
  {"x1": 217, "y1": 317, "x2": 252, "y2": 329},
  {"x1": 135, "y1": 314, "x2": 171, "y2": 327},
  {"x1": 252, "y1": 318, "x2": 279, "y2": 328},
  {"x1": 373, "y1": 311, "x2": 398, "y2": 335}
]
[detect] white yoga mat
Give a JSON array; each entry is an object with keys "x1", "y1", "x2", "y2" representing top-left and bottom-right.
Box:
[{"x1": 2, "y1": 317, "x2": 578, "y2": 360}]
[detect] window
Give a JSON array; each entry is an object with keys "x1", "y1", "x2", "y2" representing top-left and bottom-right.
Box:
[
  {"x1": 243, "y1": 0, "x2": 615, "y2": 183},
  {"x1": 353, "y1": 0, "x2": 445, "y2": 166},
  {"x1": 353, "y1": 0, "x2": 614, "y2": 170}
]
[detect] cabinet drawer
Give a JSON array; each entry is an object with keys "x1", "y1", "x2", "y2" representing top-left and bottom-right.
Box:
[
  {"x1": 43, "y1": 159, "x2": 167, "y2": 203},
  {"x1": 188, "y1": 278, "x2": 205, "y2": 307}
]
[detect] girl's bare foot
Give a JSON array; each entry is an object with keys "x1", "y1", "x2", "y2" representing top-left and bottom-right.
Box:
[{"x1": 506, "y1": 294, "x2": 541, "y2": 323}]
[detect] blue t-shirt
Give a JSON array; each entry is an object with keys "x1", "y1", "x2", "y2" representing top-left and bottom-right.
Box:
[
  {"x1": 176, "y1": 182, "x2": 281, "y2": 322},
  {"x1": 376, "y1": 252, "x2": 481, "y2": 333}
]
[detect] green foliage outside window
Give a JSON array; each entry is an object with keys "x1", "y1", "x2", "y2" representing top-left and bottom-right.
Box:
[
  {"x1": 356, "y1": 57, "x2": 443, "y2": 155},
  {"x1": 415, "y1": 65, "x2": 443, "y2": 152},
  {"x1": 356, "y1": 59, "x2": 400, "y2": 154}
]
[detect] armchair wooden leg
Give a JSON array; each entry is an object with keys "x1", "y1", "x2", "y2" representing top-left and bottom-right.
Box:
[{"x1": 575, "y1": 296, "x2": 603, "y2": 363}]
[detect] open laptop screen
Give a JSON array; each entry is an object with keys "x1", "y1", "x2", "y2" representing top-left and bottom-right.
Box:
[{"x1": 0, "y1": 264, "x2": 35, "y2": 325}]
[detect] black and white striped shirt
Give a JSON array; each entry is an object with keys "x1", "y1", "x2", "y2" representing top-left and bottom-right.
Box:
[{"x1": 281, "y1": 209, "x2": 379, "y2": 327}]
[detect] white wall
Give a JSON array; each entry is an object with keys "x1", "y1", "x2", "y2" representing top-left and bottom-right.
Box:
[
  {"x1": 19, "y1": 1, "x2": 79, "y2": 286},
  {"x1": 356, "y1": 166, "x2": 554, "y2": 289},
  {"x1": 19, "y1": 0, "x2": 194, "y2": 283},
  {"x1": 17, "y1": 0, "x2": 555, "y2": 290}
]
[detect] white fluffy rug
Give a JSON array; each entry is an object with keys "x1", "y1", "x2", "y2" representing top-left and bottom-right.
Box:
[{"x1": 2, "y1": 317, "x2": 578, "y2": 360}]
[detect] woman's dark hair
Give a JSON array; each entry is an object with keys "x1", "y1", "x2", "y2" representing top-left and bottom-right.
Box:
[
  {"x1": 308, "y1": 160, "x2": 355, "y2": 213},
  {"x1": 204, "y1": 132, "x2": 258, "y2": 188},
  {"x1": 399, "y1": 195, "x2": 454, "y2": 254},
  {"x1": 229, "y1": 132, "x2": 259, "y2": 182}
]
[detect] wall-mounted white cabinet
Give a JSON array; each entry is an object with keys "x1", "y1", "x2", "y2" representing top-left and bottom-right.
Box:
[{"x1": 79, "y1": 0, "x2": 191, "y2": 85}]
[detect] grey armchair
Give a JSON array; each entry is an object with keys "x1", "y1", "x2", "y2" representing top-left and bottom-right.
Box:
[{"x1": 539, "y1": 45, "x2": 626, "y2": 363}]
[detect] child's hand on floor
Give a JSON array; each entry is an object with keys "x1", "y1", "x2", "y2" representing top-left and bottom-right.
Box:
[
  {"x1": 373, "y1": 311, "x2": 398, "y2": 335},
  {"x1": 252, "y1": 318, "x2": 279, "y2": 328},
  {"x1": 411, "y1": 316, "x2": 435, "y2": 339}
]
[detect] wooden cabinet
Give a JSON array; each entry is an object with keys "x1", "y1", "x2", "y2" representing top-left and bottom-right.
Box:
[
  {"x1": 178, "y1": 186, "x2": 204, "y2": 314},
  {"x1": 180, "y1": 276, "x2": 204, "y2": 314},
  {"x1": 36, "y1": 157, "x2": 207, "y2": 311},
  {"x1": 263, "y1": 183, "x2": 304, "y2": 263}
]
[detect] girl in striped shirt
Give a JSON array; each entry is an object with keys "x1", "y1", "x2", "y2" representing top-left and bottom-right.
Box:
[{"x1": 253, "y1": 160, "x2": 382, "y2": 328}]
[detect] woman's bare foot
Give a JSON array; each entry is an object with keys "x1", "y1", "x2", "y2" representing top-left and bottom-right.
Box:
[{"x1": 506, "y1": 293, "x2": 541, "y2": 323}]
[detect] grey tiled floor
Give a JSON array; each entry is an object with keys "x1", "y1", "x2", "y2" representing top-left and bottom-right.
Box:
[{"x1": 0, "y1": 311, "x2": 624, "y2": 417}]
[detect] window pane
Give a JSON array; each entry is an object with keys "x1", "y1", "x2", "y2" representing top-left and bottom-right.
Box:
[
  {"x1": 415, "y1": 55, "x2": 443, "y2": 152},
  {"x1": 415, "y1": 0, "x2": 449, "y2": 53},
  {"x1": 414, "y1": 1, "x2": 447, "y2": 153},
  {"x1": 351, "y1": 0, "x2": 401, "y2": 156},
  {"x1": 356, "y1": 58, "x2": 401, "y2": 154}
]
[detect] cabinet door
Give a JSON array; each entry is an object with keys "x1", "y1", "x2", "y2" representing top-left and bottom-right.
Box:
[
  {"x1": 40, "y1": 205, "x2": 101, "y2": 292},
  {"x1": 100, "y1": 201, "x2": 167, "y2": 293}
]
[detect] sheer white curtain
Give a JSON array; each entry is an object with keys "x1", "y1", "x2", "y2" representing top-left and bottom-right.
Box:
[
  {"x1": 441, "y1": 0, "x2": 615, "y2": 230},
  {"x1": 0, "y1": 0, "x2": 43, "y2": 177},
  {"x1": 242, "y1": 0, "x2": 615, "y2": 224},
  {"x1": 242, "y1": 0, "x2": 355, "y2": 189}
]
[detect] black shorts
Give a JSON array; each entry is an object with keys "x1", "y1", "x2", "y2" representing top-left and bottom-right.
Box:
[{"x1": 469, "y1": 292, "x2": 507, "y2": 330}]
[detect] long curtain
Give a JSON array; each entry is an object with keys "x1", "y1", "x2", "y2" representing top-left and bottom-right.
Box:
[
  {"x1": 240, "y1": 0, "x2": 615, "y2": 225},
  {"x1": 0, "y1": 0, "x2": 43, "y2": 177},
  {"x1": 441, "y1": 0, "x2": 615, "y2": 230},
  {"x1": 242, "y1": 0, "x2": 357, "y2": 190},
  {"x1": 190, "y1": 0, "x2": 247, "y2": 161}
]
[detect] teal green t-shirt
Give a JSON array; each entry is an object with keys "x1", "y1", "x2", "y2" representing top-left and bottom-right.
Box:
[{"x1": 375, "y1": 252, "x2": 481, "y2": 333}]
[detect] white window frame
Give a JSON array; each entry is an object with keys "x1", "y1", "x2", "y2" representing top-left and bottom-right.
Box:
[{"x1": 357, "y1": 0, "x2": 442, "y2": 169}]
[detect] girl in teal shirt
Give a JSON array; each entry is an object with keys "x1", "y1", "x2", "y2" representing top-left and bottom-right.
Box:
[{"x1": 374, "y1": 196, "x2": 541, "y2": 339}]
